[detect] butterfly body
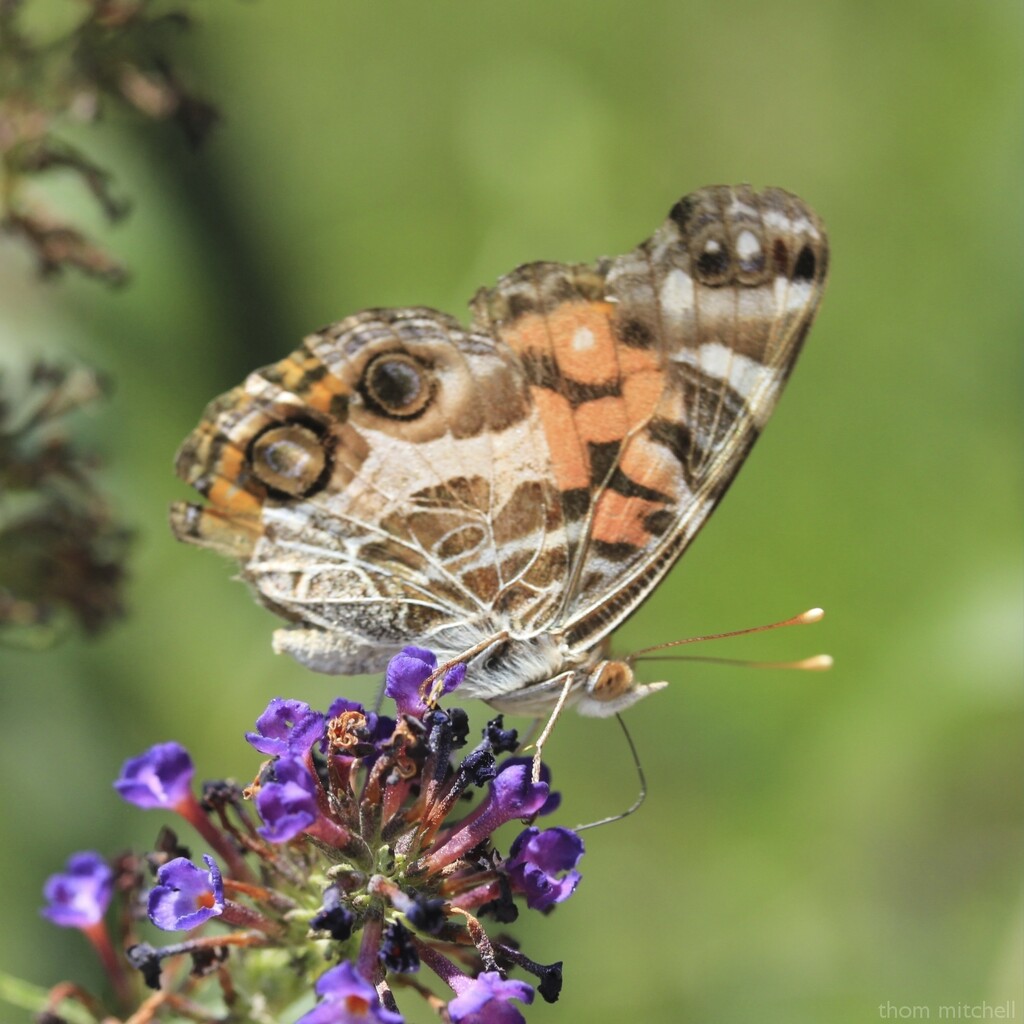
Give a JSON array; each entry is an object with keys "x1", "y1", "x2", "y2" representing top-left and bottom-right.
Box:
[{"x1": 172, "y1": 185, "x2": 828, "y2": 716}]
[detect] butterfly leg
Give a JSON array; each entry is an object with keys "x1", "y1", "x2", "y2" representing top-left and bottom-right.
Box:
[
  {"x1": 424, "y1": 631, "x2": 511, "y2": 705},
  {"x1": 528, "y1": 671, "x2": 575, "y2": 784}
]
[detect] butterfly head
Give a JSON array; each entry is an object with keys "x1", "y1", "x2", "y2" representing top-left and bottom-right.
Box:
[{"x1": 575, "y1": 658, "x2": 668, "y2": 718}]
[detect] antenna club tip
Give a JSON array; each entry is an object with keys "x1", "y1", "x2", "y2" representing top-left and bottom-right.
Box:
[
  {"x1": 800, "y1": 654, "x2": 834, "y2": 671},
  {"x1": 797, "y1": 607, "x2": 825, "y2": 624}
]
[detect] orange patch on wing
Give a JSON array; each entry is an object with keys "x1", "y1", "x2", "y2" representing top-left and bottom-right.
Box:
[
  {"x1": 270, "y1": 355, "x2": 347, "y2": 414},
  {"x1": 189, "y1": 504, "x2": 259, "y2": 543},
  {"x1": 506, "y1": 302, "x2": 620, "y2": 387},
  {"x1": 507, "y1": 300, "x2": 675, "y2": 514},
  {"x1": 549, "y1": 303, "x2": 620, "y2": 385},
  {"x1": 590, "y1": 489, "x2": 659, "y2": 549},
  {"x1": 621, "y1": 368, "x2": 665, "y2": 424},
  {"x1": 203, "y1": 444, "x2": 264, "y2": 514},
  {"x1": 302, "y1": 376, "x2": 347, "y2": 414},
  {"x1": 573, "y1": 395, "x2": 629, "y2": 446},
  {"x1": 206, "y1": 476, "x2": 263, "y2": 514},
  {"x1": 531, "y1": 386, "x2": 589, "y2": 491},
  {"x1": 619, "y1": 434, "x2": 677, "y2": 497}
]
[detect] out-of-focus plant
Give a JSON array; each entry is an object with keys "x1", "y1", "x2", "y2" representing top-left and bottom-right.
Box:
[
  {"x1": 0, "y1": 0, "x2": 218, "y2": 284},
  {"x1": 0, "y1": 361, "x2": 130, "y2": 644}
]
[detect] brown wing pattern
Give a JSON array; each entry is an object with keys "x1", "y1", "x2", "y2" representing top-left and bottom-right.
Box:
[
  {"x1": 172, "y1": 185, "x2": 827, "y2": 681},
  {"x1": 470, "y1": 185, "x2": 828, "y2": 652},
  {"x1": 172, "y1": 309, "x2": 572, "y2": 673}
]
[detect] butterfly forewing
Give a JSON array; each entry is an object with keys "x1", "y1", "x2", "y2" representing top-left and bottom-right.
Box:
[{"x1": 472, "y1": 186, "x2": 828, "y2": 651}]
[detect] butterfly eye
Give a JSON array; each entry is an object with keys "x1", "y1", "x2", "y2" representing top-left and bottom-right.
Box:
[
  {"x1": 360, "y1": 352, "x2": 435, "y2": 419},
  {"x1": 587, "y1": 660, "x2": 636, "y2": 701},
  {"x1": 248, "y1": 422, "x2": 330, "y2": 498}
]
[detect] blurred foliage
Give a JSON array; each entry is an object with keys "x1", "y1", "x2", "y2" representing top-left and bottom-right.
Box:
[
  {"x1": 0, "y1": 362, "x2": 130, "y2": 642},
  {"x1": 0, "y1": 2, "x2": 1021, "y2": 1023},
  {"x1": 0, "y1": 0, "x2": 216, "y2": 282}
]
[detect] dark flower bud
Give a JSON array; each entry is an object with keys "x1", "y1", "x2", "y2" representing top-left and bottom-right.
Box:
[
  {"x1": 446, "y1": 706, "x2": 470, "y2": 747},
  {"x1": 379, "y1": 920, "x2": 420, "y2": 973},
  {"x1": 404, "y1": 894, "x2": 447, "y2": 935},
  {"x1": 200, "y1": 779, "x2": 246, "y2": 814},
  {"x1": 126, "y1": 942, "x2": 164, "y2": 990},
  {"x1": 537, "y1": 961, "x2": 563, "y2": 1004},
  {"x1": 484, "y1": 715, "x2": 518, "y2": 754},
  {"x1": 190, "y1": 945, "x2": 228, "y2": 977},
  {"x1": 459, "y1": 748, "x2": 497, "y2": 787},
  {"x1": 311, "y1": 885, "x2": 355, "y2": 941},
  {"x1": 480, "y1": 875, "x2": 519, "y2": 924}
]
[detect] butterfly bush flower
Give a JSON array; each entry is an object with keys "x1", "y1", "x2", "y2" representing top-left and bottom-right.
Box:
[
  {"x1": 506, "y1": 827, "x2": 583, "y2": 911},
  {"x1": 447, "y1": 971, "x2": 536, "y2": 1023},
  {"x1": 246, "y1": 697, "x2": 326, "y2": 757},
  {"x1": 41, "y1": 851, "x2": 113, "y2": 929},
  {"x1": 385, "y1": 646, "x2": 465, "y2": 715},
  {"x1": 40, "y1": 851, "x2": 131, "y2": 1006},
  {"x1": 114, "y1": 741, "x2": 195, "y2": 810},
  {"x1": 114, "y1": 740, "x2": 252, "y2": 880},
  {"x1": 298, "y1": 961, "x2": 404, "y2": 1024},
  {"x1": 39, "y1": 648, "x2": 580, "y2": 1023},
  {"x1": 148, "y1": 855, "x2": 225, "y2": 931}
]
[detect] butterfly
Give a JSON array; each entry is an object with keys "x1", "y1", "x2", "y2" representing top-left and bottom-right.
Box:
[{"x1": 171, "y1": 184, "x2": 828, "y2": 719}]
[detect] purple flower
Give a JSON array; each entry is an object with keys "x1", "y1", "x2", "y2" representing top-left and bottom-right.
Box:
[
  {"x1": 385, "y1": 647, "x2": 465, "y2": 717},
  {"x1": 148, "y1": 855, "x2": 224, "y2": 931},
  {"x1": 506, "y1": 827, "x2": 583, "y2": 910},
  {"x1": 326, "y1": 697, "x2": 366, "y2": 718},
  {"x1": 297, "y1": 961, "x2": 404, "y2": 1024},
  {"x1": 495, "y1": 757, "x2": 561, "y2": 816},
  {"x1": 40, "y1": 851, "x2": 113, "y2": 928},
  {"x1": 114, "y1": 741, "x2": 194, "y2": 810},
  {"x1": 255, "y1": 756, "x2": 320, "y2": 842},
  {"x1": 448, "y1": 972, "x2": 534, "y2": 1024},
  {"x1": 327, "y1": 697, "x2": 395, "y2": 751},
  {"x1": 246, "y1": 698, "x2": 326, "y2": 757},
  {"x1": 422, "y1": 761, "x2": 550, "y2": 872}
]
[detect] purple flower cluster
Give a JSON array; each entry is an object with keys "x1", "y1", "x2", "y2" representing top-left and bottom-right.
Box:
[{"x1": 41, "y1": 647, "x2": 583, "y2": 1024}]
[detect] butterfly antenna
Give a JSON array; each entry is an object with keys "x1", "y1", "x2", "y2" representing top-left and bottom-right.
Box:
[
  {"x1": 630, "y1": 606, "x2": 830, "y2": 666},
  {"x1": 638, "y1": 653, "x2": 833, "y2": 670},
  {"x1": 573, "y1": 714, "x2": 648, "y2": 832}
]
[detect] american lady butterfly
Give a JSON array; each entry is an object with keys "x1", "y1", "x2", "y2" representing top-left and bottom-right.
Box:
[{"x1": 172, "y1": 185, "x2": 828, "y2": 718}]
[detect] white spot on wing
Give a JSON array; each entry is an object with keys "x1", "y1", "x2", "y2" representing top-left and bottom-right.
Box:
[
  {"x1": 762, "y1": 209, "x2": 819, "y2": 240},
  {"x1": 762, "y1": 209, "x2": 792, "y2": 232},
  {"x1": 659, "y1": 268, "x2": 694, "y2": 318},
  {"x1": 773, "y1": 276, "x2": 813, "y2": 313},
  {"x1": 736, "y1": 229, "x2": 761, "y2": 261},
  {"x1": 572, "y1": 326, "x2": 596, "y2": 352},
  {"x1": 728, "y1": 199, "x2": 759, "y2": 218},
  {"x1": 673, "y1": 343, "x2": 782, "y2": 428},
  {"x1": 697, "y1": 343, "x2": 768, "y2": 400}
]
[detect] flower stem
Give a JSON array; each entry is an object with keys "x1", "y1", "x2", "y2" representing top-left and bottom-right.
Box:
[
  {"x1": 82, "y1": 920, "x2": 133, "y2": 1010},
  {"x1": 175, "y1": 792, "x2": 254, "y2": 882}
]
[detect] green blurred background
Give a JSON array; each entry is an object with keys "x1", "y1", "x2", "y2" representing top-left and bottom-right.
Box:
[{"x1": 1, "y1": 2, "x2": 1021, "y2": 1022}]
